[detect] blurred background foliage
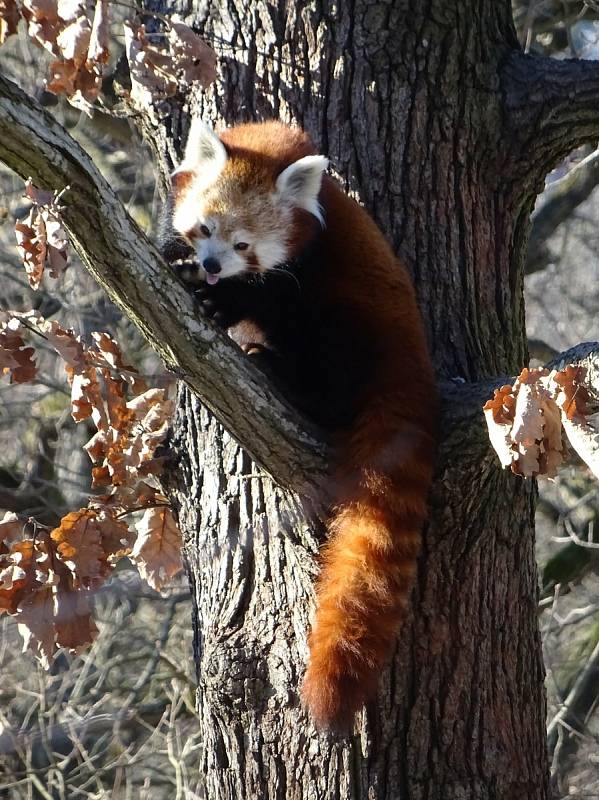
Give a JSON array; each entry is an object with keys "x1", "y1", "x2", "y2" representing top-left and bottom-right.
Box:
[{"x1": 0, "y1": 2, "x2": 598, "y2": 798}]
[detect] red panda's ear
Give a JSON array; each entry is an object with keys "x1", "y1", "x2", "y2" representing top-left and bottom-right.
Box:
[
  {"x1": 172, "y1": 118, "x2": 228, "y2": 178},
  {"x1": 171, "y1": 170, "x2": 194, "y2": 198},
  {"x1": 276, "y1": 155, "x2": 328, "y2": 225}
]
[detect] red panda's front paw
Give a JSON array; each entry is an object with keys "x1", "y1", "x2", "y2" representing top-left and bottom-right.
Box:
[
  {"x1": 171, "y1": 259, "x2": 202, "y2": 287},
  {"x1": 194, "y1": 286, "x2": 240, "y2": 329}
]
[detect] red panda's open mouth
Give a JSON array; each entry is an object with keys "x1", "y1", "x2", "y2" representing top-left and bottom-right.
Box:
[{"x1": 205, "y1": 272, "x2": 220, "y2": 285}]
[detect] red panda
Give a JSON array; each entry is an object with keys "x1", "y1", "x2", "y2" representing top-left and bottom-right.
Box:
[{"x1": 160, "y1": 119, "x2": 438, "y2": 730}]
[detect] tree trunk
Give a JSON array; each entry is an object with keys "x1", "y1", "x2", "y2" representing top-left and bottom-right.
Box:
[
  {"x1": 163, "y1": 1, "x2": 563, "y2": 797},
  {"x1": 2, "y1": 0, "x2": 599, "y2": 796}
]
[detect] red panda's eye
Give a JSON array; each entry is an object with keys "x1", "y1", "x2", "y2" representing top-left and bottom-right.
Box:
[
  {"x1": 200, "y1": 225, "x2": 211, "y2": 237},
  {"x1": 234, "y1": 242, "x2": 249, "y2": 251}
]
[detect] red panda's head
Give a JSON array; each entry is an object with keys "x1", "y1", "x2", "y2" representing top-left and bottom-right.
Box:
[{"x1": 171, "y1": 120, "x2": 328, "y2": 284}]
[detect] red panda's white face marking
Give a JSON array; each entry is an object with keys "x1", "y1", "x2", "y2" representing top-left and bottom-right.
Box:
[
  {"x1": 174, "y1": 187, "x2": 291, "y2": 283},
  {"x1": 185, "y1": 214, "x2": 276, "y2": 284},
  {"x1": 172, "y1": 120, "x2": 328, "y2": 284}
]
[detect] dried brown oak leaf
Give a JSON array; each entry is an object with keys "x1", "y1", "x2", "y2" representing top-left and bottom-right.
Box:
[
  {"x1": 46, "y1": 57, "x2": 102, "y2": 104},
  {"x1": 484, "y1": 365, "x2": 598, "y2": 480},
  {"x1": 42, "y1": 319, "x2": 86, "y2": 369},
  {"x1": 2, "y1": 311, "x2": 108, "y2": 427},
  {"x1": 50, "y1": 508, "x2": 106, "y2": 588},
  {"x1": 0, "y1": 320, "x2": 37, "y2": 383},
  {"x1": 21, "y1": 0, "x2": 108, "y2": 106},
  {"x1": 70, "y1": 367, "x2": 108, "y2": 426},
  {"x1": 21, "y1": 0, "x2": 61, "y2": 53},
  {"x1": 0, "y1": 512, "x2": 25, "y2": 552},
  {"x1": 50, "y1": 505, "x2": 134, "y2": 575},
  {"x1": 85, "y1": 375, "x2": 136, "y2": 488},
  {"x1": 131, "y1": 507, "x2": 182, "y2": 591},
  {"x1": 56, "y1": 11, "x2": 90, "y2": 63},
  {"x1": 84, "y1": 386, "x2": 172, "y2": 492},
  {"x1": 91, "y1": 331, "x2": 148, "y2": 394},
  {"x1": 0, "y1": 539, "x2": 43, "y2": 614},
  {"x1": 0, "y1": 0, "x2": 20, "y2": 45},
  {"x1": 167, "y1": 20, "x2": 217, "y2": 87},
  {"x1": 17, "y1": 587, "x2": 56, "y2": 668},
  {"x1": 554, "y1": 366, "x2": 599, "y2": 478},
  {"x1": 127, "y1": 387, "x2": 173, "y2": 426},
  {"x1": 92, "y1": 482, "x2": 166, "y2": 518},
  {"x1": 95, "y1": 510, "x2": 135, "y2": 561},
  {"x1": 54, "y1": 581, "x2": 97, "y2": 651},
  {"x1": 124, "y1": 21, "x2": 178, "y2": 109},
  {"x1": 124, "y1": 19, "x2": 216, "y2": 113},
  {"x1": 15, "y1": 181, "x2": 69, "y2": 288},
  {"x1": 127, "y1": 388, "x2": 173, "y2": 475},
  {"x1": 9, "y1": 311, "x2": 86, "y2": 373},
  {"x1": 52, "y1": 556, "x2": 98, "y2": 652},
  {"x1": 15, "y1": 212, "x2": 46, "y2": 289},
  {"x1": 484, "y1": 368, "x2": 565, "y2": 478},
  {"x1": 482, "y1": 383, "x2": 516, "y2": 468},
  {"x1": 512, "y1": 377, "x2": 563, "y2": 477},
  {"x1": 553, "y1": 365, "x2": 591, "y2": 420},
  {"x1": 0, "y1": 533, "x2": 99, "y2": 665},
  {"x1": 104, "y1": 371, "x2": 133, "y2": 432},
  {"x1": 509, "y1": 370, "x2": 553, "y2": 476}
]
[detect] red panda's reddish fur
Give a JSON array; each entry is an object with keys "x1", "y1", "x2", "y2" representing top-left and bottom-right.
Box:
[
  {"x1": 300, "y1": 176, "x2": 437, "y2": 727},
  {"x1": 169, "y1": 122, "x2": 438, "y2": 730}
]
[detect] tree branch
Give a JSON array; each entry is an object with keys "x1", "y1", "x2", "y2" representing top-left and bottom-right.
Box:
[
  {"x1": 503, "y1": 52, "x2": 599, "y2": 176},
  {"x1": 442, "y1": 342, "x2": 599, "y2": 476},
  {"x1": 547, "y1": 637, "x2": 599, "y2": 766},
  {"x1": 1, "y1": 72, "x2": 597, "y2": 502},
  {"x1": 512, "y1": 0, "x2": 599, "y2": 43},
  {"x1": 528, "y1": 338, "x2": 559, "y2": 362},
  {"x1": 526, "y1": 149, "x2": 599, "y2": 274},
  {"x1": 546, "y1": 341, "x2": 599, "y2": 398},
  {"x1": 0, "y1": 70, "x2": 327, "y2": 494}
]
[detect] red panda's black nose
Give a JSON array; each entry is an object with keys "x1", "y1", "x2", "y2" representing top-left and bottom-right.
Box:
[{"x1": 203, "y1": 257, "x2": 221, "y2": 274}]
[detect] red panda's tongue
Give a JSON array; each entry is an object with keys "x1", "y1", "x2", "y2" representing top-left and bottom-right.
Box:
[{"x1": 205, "y1": 273, "x2": 220, "y2": 286}]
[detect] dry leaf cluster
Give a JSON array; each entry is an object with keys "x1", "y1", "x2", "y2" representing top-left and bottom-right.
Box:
[
  {"x1": 0, "y1": 309, "x2": 183, "y2": 667},
  {"x1": 124, "y1": 19, "x2": 216, "y2": 115},
  {"x1": 15, "y1": 179, "x2": 69, "y2": 289},
  {"x1": 484, "y1": 366, "x2": 598, "y2": 479},
  {"x1": 18, "y1": 0, "x2": 110, "y2": 109},
  {"x1": 0, "y1": 0, "x2": 215, "y2": 112}
]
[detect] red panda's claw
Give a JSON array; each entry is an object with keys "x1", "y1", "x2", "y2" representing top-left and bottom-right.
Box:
[
  {"x1": 242, "y1": 343, "x2": 267, "y2": 356},
  {"x1": 172, "y1": 260, "x2": 201, "y2": 287},
  {"x1": 195, "y1": 290, "x2": 228, "y2": 326}
]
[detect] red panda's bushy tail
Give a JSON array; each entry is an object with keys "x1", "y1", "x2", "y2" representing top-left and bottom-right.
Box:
[{"x1": 301, "y1": 415, "x2": 437, "y2": 730}]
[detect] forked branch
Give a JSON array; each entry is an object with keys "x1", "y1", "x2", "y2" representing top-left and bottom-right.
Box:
[
  {"x1": 502, "y1": 52, "x2": 599, "y2": 176},
  {"x1": 1, "y1": 71, "x2": 597, "y2": 497},
  {"x1": 0, "y1": 70, "x2": 327, "y2": 493}
]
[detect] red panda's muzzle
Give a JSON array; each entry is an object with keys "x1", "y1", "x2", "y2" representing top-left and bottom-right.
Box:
[{"x1": 203, "y1": 257, "x2": 221, "y2": 285}]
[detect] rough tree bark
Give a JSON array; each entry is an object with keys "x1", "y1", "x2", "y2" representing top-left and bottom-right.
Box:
[
  {"x1": 157, "y1": 2, "x2": 599, "y2": 798},
  {"x1": 3, "y1": 0, "x2": 599, "y2": 798}
]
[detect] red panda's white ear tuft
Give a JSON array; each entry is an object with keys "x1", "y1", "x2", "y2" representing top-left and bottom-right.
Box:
[
  {"x1": 276, "y1": 155, "x2": 328, "y2": 225},
  {"x1": 173, "y1": 118, "x2": 228, "y2": 177}
]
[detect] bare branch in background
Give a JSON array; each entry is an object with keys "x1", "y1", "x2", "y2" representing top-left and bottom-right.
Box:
[
  {"x1": 527, "y1": 149, "x2": 599, "y2": 274},
  {"x1": 548, "y1": 639, "x2": 599, "y2": 777}
]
